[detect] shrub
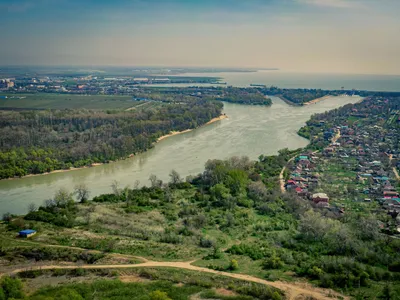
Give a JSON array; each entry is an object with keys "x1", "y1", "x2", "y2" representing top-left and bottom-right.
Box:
[
  {"x1": 229, "y1": 259, "x2": 239, "y2": 271},
  {"x1": 199, "y1": 237, "x2": 215, "y2": 248},
  {"x1": 262, "y1": 255, "x2": 284, "y2": 270},
  {"x1": 149, "y1": 290, "x2": 172, "y2": 300}
]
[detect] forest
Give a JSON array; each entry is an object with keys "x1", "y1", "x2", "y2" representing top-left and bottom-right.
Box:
[
  {"x1": 131, "y1": 87, "x2": 272, "y2": 106},
  {"x1": 0, "y1": 99, "x2": 223, "y2": 179}
]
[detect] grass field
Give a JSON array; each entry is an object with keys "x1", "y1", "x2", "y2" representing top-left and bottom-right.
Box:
[{"x1": 0, "y1": 93, "x2": 146, "y2": 110}]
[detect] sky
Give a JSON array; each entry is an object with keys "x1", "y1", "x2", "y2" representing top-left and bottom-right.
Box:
[{"x1": 1, "y1": 0, "x2": 400, "y2": 74}]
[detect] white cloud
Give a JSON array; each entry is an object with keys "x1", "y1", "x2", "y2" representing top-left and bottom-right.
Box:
[{"x1": 298, "y1": 0, "x2": 362, "y2": 8}]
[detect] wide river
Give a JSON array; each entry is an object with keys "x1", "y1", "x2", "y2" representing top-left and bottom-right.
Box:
[{"x1": 0, "y1": 96, "x2": 362, "y2": 215}]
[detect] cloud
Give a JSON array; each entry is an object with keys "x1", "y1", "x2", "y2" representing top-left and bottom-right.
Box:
[{"x1": 298, "y1": 0, "x2": 362, "y2": 8}]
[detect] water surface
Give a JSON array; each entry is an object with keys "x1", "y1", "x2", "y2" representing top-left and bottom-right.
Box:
[
  {"x1": 0, "y1": 96, "x2": 361, "y2": 215},
  {"x1": 149, "y1": 71, "x2": 400, "y2": 92}
]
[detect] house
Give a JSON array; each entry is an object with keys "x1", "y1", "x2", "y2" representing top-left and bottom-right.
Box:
[
  {"x1": 384, "y1": 191, "x2": 399, "y2": 198},
  {"x1": 19, "y1": 229, "x2": 36, "y2": 238},
  {"x1": 312, "y1": 193, "x2": 329, "y2": 204}
]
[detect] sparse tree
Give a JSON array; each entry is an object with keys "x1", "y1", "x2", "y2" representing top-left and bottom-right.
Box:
[
  {"x1": 133, "y1": 180, "x2": 140, "y2": 190},
  {"x1": 169, "y1": 169, "x2": 182, "y2": 185},
  {"x1": 74, "y1": 183, "x2": 90, "y2": 203},
  {"x1": 2, "y1": 212, "x2": 12, "y2": 223},
  {"x1": 149, "y1": 174, "x2": 162, "y2": 188},
  {"x1": 111, "y1": 180, "x2": 121, "y2": 196},
  {"x1": 27, "y1": 203, "x2": 37, "y2": 213}
]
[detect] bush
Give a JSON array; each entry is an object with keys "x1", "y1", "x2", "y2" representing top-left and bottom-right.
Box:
[
  {"x1": 226, "y1": 243, "x2": 264, "y2": 260},
  {"x1": 262, "y1": 255, "x2": 284, "y2": 270},
  {"x1": 149, "y1": 290, "x2": 172, "y2": 300},
  {"x1": 199, "y1": 237, "x2": 215, "y2": 248},
  {"x1": 229, "y1": 259, "x2": 239, "y2": 271},
  {"x1": 159, "y1": 232, "x2": 182, "y2": 244}
]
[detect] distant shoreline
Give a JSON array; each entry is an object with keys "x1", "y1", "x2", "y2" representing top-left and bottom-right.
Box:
[
  {"x1": 277, "y1": 96, "x2": 302, "y2": 107},
  {"x1": 303, "y1": 95, "x2": 333, "y2": 105},
  {"x1": 157, "y1": 114, "x2": 228, "y2": 142},
  {"x1": 4, "y1": 114, "x2": 228, "y2": 181}
]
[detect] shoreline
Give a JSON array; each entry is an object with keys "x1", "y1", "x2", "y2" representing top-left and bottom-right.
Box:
[
  {"x1": 4, "y1": 114, "x2": 228, "y2": 181},
  {"x1": 157, "y1": 114, "x2": 228, "y2": 142},
  {"x1": 277, "y1": 96, "x2": 302, "y2": 107},
  {"x1": 303, "y1": 95, "x2": 332, "y2": 105}
]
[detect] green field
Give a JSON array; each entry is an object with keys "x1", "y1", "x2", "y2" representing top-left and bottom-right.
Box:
[{"x1": 0, "y1": 94, "x2": 146, "y2": 110}]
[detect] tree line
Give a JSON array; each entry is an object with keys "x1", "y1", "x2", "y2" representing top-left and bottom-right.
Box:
[{"x1": 0, "y1": 99, "x2": 222, "y2": 179}]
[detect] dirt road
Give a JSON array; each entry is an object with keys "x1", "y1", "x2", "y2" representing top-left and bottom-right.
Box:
[
  {"x1": 4, "y1": 260, "x2": 346, "y2": 300},
  {"x1": 279, "y1": 156, "x2": 296, "y2": 194},
  {"x1": 388, "y1": 154, "x2": 400, "y2": 181}
]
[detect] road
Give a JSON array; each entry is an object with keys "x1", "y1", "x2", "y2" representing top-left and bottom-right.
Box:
[
  {"x1": 4, "y1": 261, "x2": 346, "y2": 300},
  {"x1": 388, "y1": 154, "x2": 400, "y2": 180},
  {"x1": 279, "y1": 156, "x2": 296, "y2": 194},
  {"x1": 0, "y1": 238, "x2": 347, "y2": 300}
]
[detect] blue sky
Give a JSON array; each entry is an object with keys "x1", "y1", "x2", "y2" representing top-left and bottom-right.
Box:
[{"x1": 1, "y1": 0, "x2": 400, "y2": 74}]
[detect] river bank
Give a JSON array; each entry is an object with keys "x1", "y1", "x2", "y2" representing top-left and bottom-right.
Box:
[
  {"x1": 3, "y1": 114, "x2": 229, "y2": 181},
  {"x1": 303, "y1": 95, "x2": 332, "y2": 105},
  {"x1": 157, "y1": 114, "x2": 228, "y2": 142}
]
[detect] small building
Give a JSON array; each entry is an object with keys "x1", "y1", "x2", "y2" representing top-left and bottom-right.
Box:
[
  {"x1": 19, "y1": 229, "x2": 36, "y2": 238},
  {"x1": 312, "y1": 193, "x2": 329, "y2": 204}
]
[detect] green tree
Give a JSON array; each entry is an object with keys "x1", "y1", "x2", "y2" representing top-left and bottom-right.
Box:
[
  {"x1": 210, "y1": 183, "x2": 231, "y2": 207},
  {"x1": 1, "y1": 276, "x2": 24, "y2": 299}
]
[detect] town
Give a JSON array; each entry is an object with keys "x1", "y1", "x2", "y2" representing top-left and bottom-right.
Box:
[{"x1": 285, "y1": 96, "x2": 400, "y2": 233}]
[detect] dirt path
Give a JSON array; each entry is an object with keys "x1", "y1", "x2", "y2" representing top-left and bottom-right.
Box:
[
  {"x1": 331, "y1": 130, "x2": 341, "y2": 144},
  {"x1": 388, "y1": 154, "x2": 400, "y2": 180},
  {"x1": 125, "y1": 101, "x2": 153, "y2": 111},
  {"x1": 0, "y1": 237, "x2": 346, "y2": 299},
  {"x1": 4, "y1": 260, "x2": 346, "y2": 300}
]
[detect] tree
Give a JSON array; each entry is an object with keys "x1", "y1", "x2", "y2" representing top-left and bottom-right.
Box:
[
  {"x1": 247, "y1": 181, "x2": 268, "y2": 202},
  {"x1": 27, "y1": 203, "x2": 37, "y2": 213},
  {"x1": 2, "y1": 213, "x2": 12, "y2": 223},
  {"x1": 149, "y1": 290, "x2": 172, "y2": 300},
  {"x1": 210, "y1": 183, "x2": 231, "y2": 202},
  {"x1": 53, "y1": 188, "x2": 74, "y2": 207},
  {"x1": 169, "y1": 169, "x2": 182, "y2": 185},
  {"x1": 74, "y1": 184, "x2": 90, "y2": 203},
  {"x1": 1, "y1": 276, "x2": 24, "y2": 299},
  {"x1": 111, "y1": 180, "x2": 121, "y2": 196},
  {"x1": 149, "y1": 174, "x2": 162, "y2": 188},
  {"x1": 378, "y1": 284, "x2": 397, "y2": 300},
  {"x1": 133, "y1": 180, "x2": 140, "y2": 189}
]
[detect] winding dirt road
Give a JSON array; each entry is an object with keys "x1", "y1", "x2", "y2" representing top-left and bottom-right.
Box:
[
  {"x1": 1, "y1": 239, "x2": 346, "y2": 299},
  {"x1": 4, "y1": 260, "x2": 346, "y2": 300}
]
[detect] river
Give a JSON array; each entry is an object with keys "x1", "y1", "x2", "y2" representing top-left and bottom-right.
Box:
[{"x1": 0, "y1": 95, "x2": 362, "y2": 215}]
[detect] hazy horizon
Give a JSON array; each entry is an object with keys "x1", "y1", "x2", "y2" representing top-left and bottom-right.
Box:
[{"x1": 1, "y1": 0, "x2": 400, "y2": 75}]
